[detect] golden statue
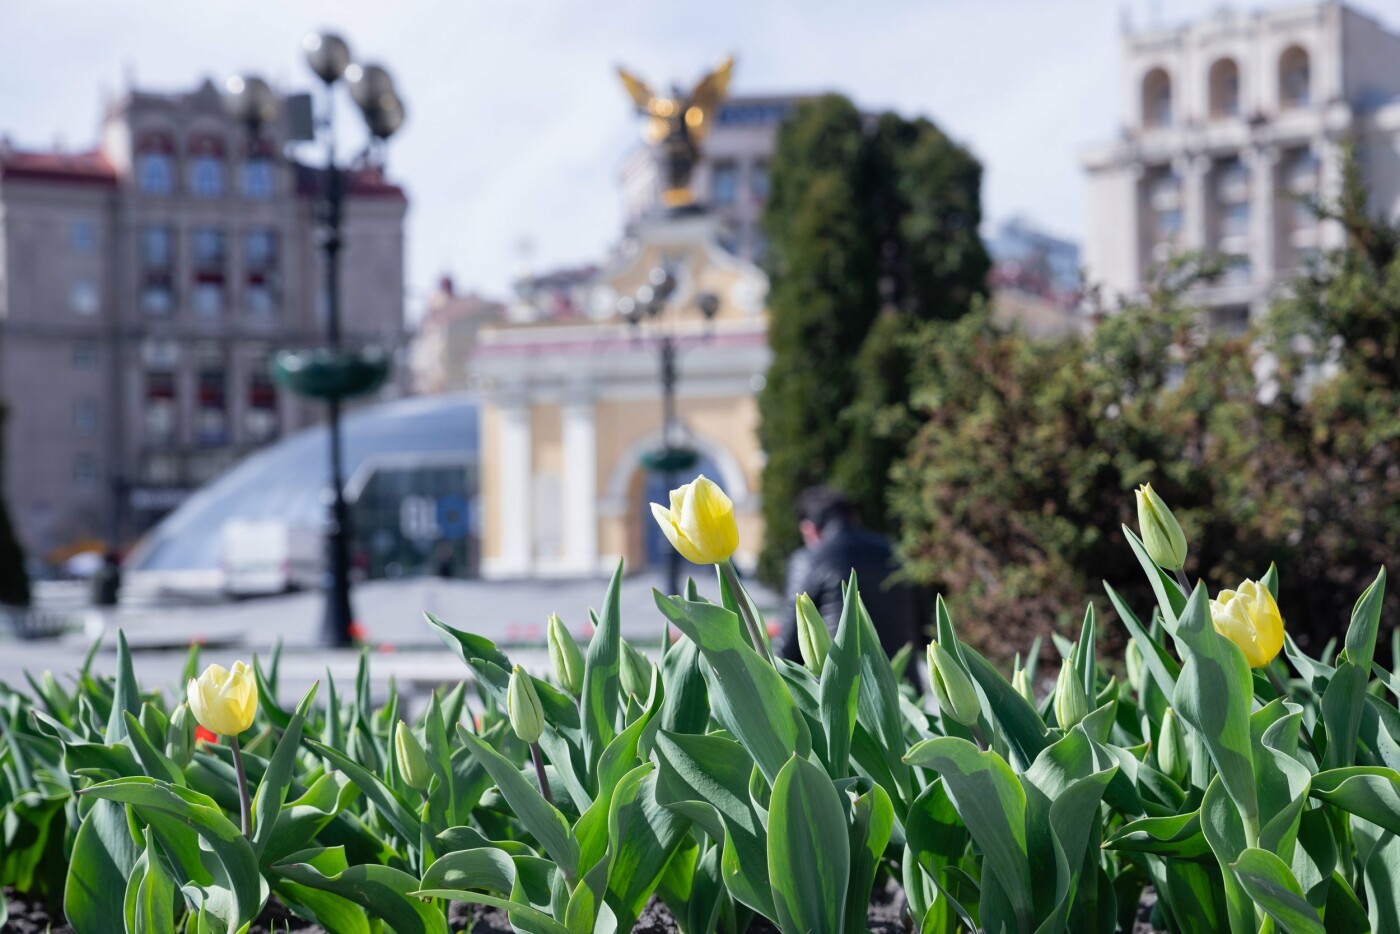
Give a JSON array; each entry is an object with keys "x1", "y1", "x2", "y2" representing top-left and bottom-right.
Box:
[{"x1": 618, "y1": 56, "x2": 734, "y2": 209}]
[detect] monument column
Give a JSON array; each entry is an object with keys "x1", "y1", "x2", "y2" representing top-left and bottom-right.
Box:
[
  {"x1": 498, "y1": 396, "x2": 532, "y2": 576},
  {"x1": 562, "y1": 396, "x2": 598, "y2": 574}
]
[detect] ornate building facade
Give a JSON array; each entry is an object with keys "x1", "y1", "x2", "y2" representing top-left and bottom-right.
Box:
[
  {"x1": 472, "y1": 212, "x2": 768, "y2": 579},
  {"x1": 1082, "y1": 2, "x2": 1400, "y2": 328},
  {"x1": 0, "y1": 79, "x2": 407, "y2": 561}
]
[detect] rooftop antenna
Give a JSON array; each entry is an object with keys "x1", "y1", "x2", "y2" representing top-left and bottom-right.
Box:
[{"x1": 122, "y1": 60, "x2": 137, "y2": 91}]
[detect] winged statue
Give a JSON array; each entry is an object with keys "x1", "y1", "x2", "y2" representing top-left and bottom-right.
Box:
[{"x1": 617, "y1": 56, "x2": 734, "y2": 209}]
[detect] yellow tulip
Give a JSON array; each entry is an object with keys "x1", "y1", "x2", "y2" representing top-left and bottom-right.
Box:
[
  {"x1": 186, "y1": 661, "x2": 258, "y2": 736},
  {"x1": 650, "y1": 475, "x2": 739, "y2": 565},
  {"x1": 1209, "y1": 579, "x2": 1284, "y2": 668}
]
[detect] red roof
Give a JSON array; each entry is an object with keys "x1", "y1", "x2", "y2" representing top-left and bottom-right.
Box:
[{"x1": 0, "y1": 149, "x2": 117, "y2": 187}]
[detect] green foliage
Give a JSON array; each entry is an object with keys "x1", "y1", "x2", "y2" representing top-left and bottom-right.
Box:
[
  {"x1": 890, "y1": 164, "x2": 1400, "y2": 657},
  {"x1": 757, "y1": 96, "x2": 988, "y2": 582}
]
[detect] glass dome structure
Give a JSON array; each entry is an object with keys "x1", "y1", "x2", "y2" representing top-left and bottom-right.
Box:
[{"x1": 126, "y1": 394, "x2": 478, "y2": 582}]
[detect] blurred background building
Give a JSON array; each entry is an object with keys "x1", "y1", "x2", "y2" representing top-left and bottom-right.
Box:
[
  {"x1": 1082, "y1": 1, "x2": 1400, "y2": 329},
  {"x1": 0, "y1": 78, "x2": 407, "y2": 565},
  {"x1": 408, "y1": 276, "x2": 503, "y2": 394}
]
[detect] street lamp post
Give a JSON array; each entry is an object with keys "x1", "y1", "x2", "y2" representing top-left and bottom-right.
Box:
[
  {"x1": 225, "y1": 33, "x2": 404, "y2": 647},
  {"x1": 625, "y1": 268, "x2": 720, "y2": 596}
]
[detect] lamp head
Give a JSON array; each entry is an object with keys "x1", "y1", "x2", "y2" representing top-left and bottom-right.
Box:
[{"x1": 304, "y1": 32, "x2": 352, "y2": 84}]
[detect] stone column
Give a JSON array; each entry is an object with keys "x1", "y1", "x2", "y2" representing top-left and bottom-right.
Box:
[
  {"x1": 498, "y1": 399, "x2": 532, "y2": 576},
  {"x1": 1248, "y1": 146, "x2": 1278, "y2": 291},
  {"x1": 1176, "y1": 154, "x2": 1211, "y2": 254},
  {"x1": 562, "y1": 399, "x2": 598, "y2": 575}
]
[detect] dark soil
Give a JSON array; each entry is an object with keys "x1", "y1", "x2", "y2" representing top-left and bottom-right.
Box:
[
  {"x1": 3, "y1": 888, "x2": 74, "y2": 934},
  {"x1": 10, "y1": 879, "x2": 1143, "y2": 933},
  {"x1": 6, "y1": 884, "x2": 908, "y2": 933}
]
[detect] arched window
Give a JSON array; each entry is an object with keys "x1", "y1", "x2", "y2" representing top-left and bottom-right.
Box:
[
  {"x1": 1142, "y1": 68, "x2": 1173, "y2": 128},
  {"x1": 1209, "y1": 58, "x2": 1241, "y2": 118},
  {"x1": 1279, "y1": 46, "x2": 1310, "y2": 108}
]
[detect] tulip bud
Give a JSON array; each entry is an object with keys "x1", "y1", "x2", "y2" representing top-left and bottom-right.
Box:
[
  {"x1": 927, "y1": 641, "x2": 981, "y2": 727},
  {"x1": 1135, "y1": 483, "x2": 1188, "y2": 571},
  {"x1": 167, "y1": 702, "x2": 194, "y2": 767},
  {"x1": 1209, "y1": 579, "x2": 1285, "y2": 668},
  {"x1": 649, "y1": 475, "x2": 739, "y2": 565},
  {"x1": 795, "y1": 593, "x2": 832, "y2": 676},
  {"x1": 186, "y1": 661, "x2": 258, "y2": 736},
  {"x1": 1054, "y1": 662, "x2": 1089, "y2": 730},
  {"x1": 395, "y1": 721, "x2": 433, "y2": 792},
  {"x1": 1125, "y1": 641, "x2": 1146, "y2": 693},
  {"x1": 507, "y1": 664, "x2": 545, "y2": 744},
  {"x1": 620, "y1": 640, "x2": 653, "y2": 698},
  {"x1": 40, "y1": 670, "x2": 61, "y2": 704},
  {"x1": 1157, "y1": 706, "x2": 1187, "y2": 783},
  {"x1": 547, "y1": 614, "x2": 584, "y2": 696},
  {"x1": 1012, "y1": 665, "x2": 1036, "y2": 705}
]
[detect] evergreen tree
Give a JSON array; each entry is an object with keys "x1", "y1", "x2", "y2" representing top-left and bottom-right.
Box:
[
  {"x1": 756, "y1": 98, "x2": 988, "y2": 582},
  {"x1": 756, "y1": 96, "x2": 878, "y2": 582}
]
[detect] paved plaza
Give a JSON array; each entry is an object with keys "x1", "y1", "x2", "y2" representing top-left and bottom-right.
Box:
[{"x1": 0, "y1": 571, "x2": 779, "y2": 706}]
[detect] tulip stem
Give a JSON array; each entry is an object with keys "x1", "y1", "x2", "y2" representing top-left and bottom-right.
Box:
[
  {"x1": 530, "y1": 743, "x2": 554, "y2": 806},
  {"x1": 1265, "y1": 664, "x2": 1290, "y2": 700},
  {"x1": 1173, "y1": 568, "x2": 1191, "y2": 595},
  {"x1": 230, "y1": 735, "x2": 252, "y2": 839},
  {"x1": 721, "y1": 560, "x2": 774, "y2": 665}
]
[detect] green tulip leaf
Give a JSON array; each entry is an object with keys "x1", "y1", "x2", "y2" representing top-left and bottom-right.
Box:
[
  {"x1": 605, "y1": 765, "x2": 693, "y2": 930},
  {"x1": 819, "y1": 579, "x2": 864, "y2": 781},
  {"x1": 262, "y1": 770, "x2": 360, "y2": 867},
  {"x1": 124, "y1": 827, "x2": 176, "y2": 934},
  {"x1": 581, "y1": 560, "x2": 625, "y2": 783},
  {"x1": 653, "y1": 729, "x2": 774, "y2": 919},
  {"x1": 64, "y1": 798, "x2": 142, "y2": 934},
  {"x1": 305, "y1": 738, "x2": 421, "y2": 846},
  {"x1": 845, "y1": 780, "x2": 895, "y2": 934},
  {"x1": 277, "y1": 852, "x2": 449, "y2": 934},
  {"x1": 1199, "y1": 776, "x2": 1256, "y2": 934},
  {"x1": 1171, "y1": 583, "x2": 1258, "y2": 838},
  {"x1": 1104, "y1": 811, "x2": 1211, "y2": 860},
  {"x1": 1104, "y1": 581, "x2": 1180, "y2": 698},
  {"x1": 768, "y1": 754, "x2": 850, "y2": 934},
  {"x1": 416, "y1": 848, "x2": 570, "y2": 934},
  {"x1": 80, "y1": 777, "x2": 265, "y2": 932},
  {"x1": 1231, "y1": 848, "x2": 1325, "y2": 934},
  {"x1": 905, "y1": 736, "x2": 1033, "y2": 929},
  {"x1": 252, "y1": 682, "x2": 318, "y2": 860},
  {"x1": 1309, "y1": 766, "x2": 1400, "y2": 835},
  {"x1": 457, "y1": 725, "x2": 579, "y2": 881},
  {"x1": 653, "y1": 591, "x2": 810, "y2": 786}
]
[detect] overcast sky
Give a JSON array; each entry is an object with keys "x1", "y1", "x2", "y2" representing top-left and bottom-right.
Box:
[{"x1": 3, "y1": 0, "x2": 1395, "y2": 321}]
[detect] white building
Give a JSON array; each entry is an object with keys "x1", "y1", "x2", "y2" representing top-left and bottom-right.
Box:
[{"x1": 1082, "y1": 2, "x2": 1400, "y2": 329}]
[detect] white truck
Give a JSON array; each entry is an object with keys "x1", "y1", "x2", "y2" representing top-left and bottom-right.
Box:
[{"x1": 220, "y1": 520, "x2": 321, "y2": 597}]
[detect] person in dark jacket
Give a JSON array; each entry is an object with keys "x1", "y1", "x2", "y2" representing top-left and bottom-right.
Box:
[{"x1": 773, "y1": 486, "x2": 927, "y2": 668}]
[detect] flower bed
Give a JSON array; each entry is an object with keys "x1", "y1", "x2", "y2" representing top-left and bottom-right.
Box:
[{"x1": 1, "y1": 477, "x2": 1396, "y2": 933}]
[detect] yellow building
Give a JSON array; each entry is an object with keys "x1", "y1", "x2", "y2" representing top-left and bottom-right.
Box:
[{"x1": 473, "y1": 213, "x2": 769, "y2": 578}]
